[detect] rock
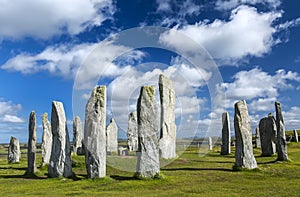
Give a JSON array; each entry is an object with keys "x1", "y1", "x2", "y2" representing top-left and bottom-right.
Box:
[
  {"x1": 84, "y1": 86, "x2": 106, "y2": 178},
  {"x1": 27, "y1": 111, "x2": 37, "y2": 174},
  {"x1": 221, "y1": 112, "x2": 231, "y2": 155},
  {"x1": 48, "y1": 101, "x2": 73, "y2": 178},
  {"x1": 234, "y1": 100, "x2": 257, "y2": 169},
  {"x1": 118, "y1": 147, "x2": 128, "y2": 156},
  {"x1": 255, "y1": 127, "x2": 261, "y2": 148},
  {"x1": 136, "y1": 86, "x2": 160, "y2": 178},
  {"x1": 259, "y1": 113, "x2": 277, "y2": 156},
  {"x1": 158, "y1": 74, "x2": 177, "y2": 159},
  {"x1": 127, "y1": 111, "x2": 138, "y2": 152},
  {"x1": 208, "y1": 137, "x2": 213, "y2": 150},
  {"x1": 8, "y1": 136, "x2": 20, "y2": 163},
  {"x1": 42, "y1": 113, "x2": 52, "y2": 166},
  {"x1": 275, "y1": 101, "x2": 288, "y2": 161},
  {"x1": 73, "y1": 116, "x2": 83, "y2": 155},
  {"x1": 293, "y1": 129, "x2": 298, "y2": 142},
  {"x1": 106, "y1": 118, "x2": 118, "y2": 153}
]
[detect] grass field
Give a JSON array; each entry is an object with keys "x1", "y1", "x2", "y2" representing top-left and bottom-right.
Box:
[{"x1": 0, "y1": 142, "x2": 300, "y2": 196}]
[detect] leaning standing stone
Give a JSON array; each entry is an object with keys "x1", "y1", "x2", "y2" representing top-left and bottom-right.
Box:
[
  {"x1": 136, "y1": 86, "x2": 160, "y2": 178},
  {"x1": 275, "y1": 101, "x2": 288, "y2": 161},
  {"x1": 42, "y1": 113, "x2": 52, "y2": 166},
  {"x1": 158, "y1": 74, "x2": 177, "y2": 159},
  {"x1": 84, "y1": 86, "x2": 106, "y2": 178},
  {"x1": 48, "y1": 101, "x2": 73, "y2": 178},
  {"x1": 221, "y1": 112, "x2": 231, "y2": 155},
  {"x1": 8, "y1": 136, "x2": 20, "y2": 163},
  {"x1": 27, "y1": 111, "x2": 36, "y2": 174},
  {"x1": 255, "y1": 128, "x2": 261, "y2": 148},
  {"x1": 234, "y1": 100, "x2": 257, "y2": 169},
  {"x1": 106, "y1": 118, "x2": 118, "y2": 153},
  {"x1": 127, "y1": 111, "x2": 138, "y2": 152},
  {"x1": 73, "y1": 116, "x2": 83, "y2": 155},
  {"x1": 259, "y1": 114, "x2": 277, "y2": 156},
  {"x1": 293, "y1": 130, "x2": 298, "y2": 142}
]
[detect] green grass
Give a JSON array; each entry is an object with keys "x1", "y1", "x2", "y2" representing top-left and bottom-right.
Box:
[{"x1": 0, "y1": 143, "x2": 300, "y2": 196}]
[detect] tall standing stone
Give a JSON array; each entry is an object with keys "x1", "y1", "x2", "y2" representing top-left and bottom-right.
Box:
[
  {"x1": 48, "y1": 101, "x2": 73, "y2": 178},
  {"x1": 84, "y1": 86, "x2": 106, "y2": 178},
  {"x1": 42, "y1": 113, "x2": 52, "y2": 166},
  {"x1": 259, "y1": 114, "x2": 277, "y2": 156},
  {"x1": 27, "y1": 111, "x2": 36, "y2": 174},
  {"x1": 208, "y1": 137, "x2": 213, "y2": 150},
  {"x1": 293, "y1": 130, "x2": 298, "y2": 142},
  {"x1": 106, "y1": 118, "x2": 118, "y2": 153},
  {"x1": 158, "y1": 74, "x2": 177, "y2": 159},
  {"x1": 234, "y1": 100, "x2": 257, "y2": 169},
  {"x1": 136, "y1": 86, "x2": 160, "y2": 178},
  {"x1": 275, "y1": 101, "x2": 288, "y2": 161},
  {"x1": 255, "y1": 128, "x2": 261, "y2": 148},
  {"x1": 8, "y1": 136, "x2": 20, "y2": 163},
  {"x1": 73, "y1": 116, "x2": 83, "y2": 155},
  {"x1": 221, "y1": 112, "x2": 231, "y2": 155},
  {"x1": 127, "y1": 111, "x2": 138, "y2": 152}
]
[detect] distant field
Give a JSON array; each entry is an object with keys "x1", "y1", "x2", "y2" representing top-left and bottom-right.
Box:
[{"x1": 0, "y1": 141, "x2": 300, "y2": 196}]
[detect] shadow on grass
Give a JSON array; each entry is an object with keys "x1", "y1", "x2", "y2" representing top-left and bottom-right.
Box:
[
  {"x1": 0, "y1": 173, "x2": 46, "y2": 180},
  {"x1": 110, "y1": 175, "x2": 137, "y2": 181},
  {"x1": 190, "y1": 160, "x2": 233, "y2": 164},
  {"x1": 162, "y1": 167, "x2": 233, "y2": 172},
  {"x1": 0, "y1": 166, "x2": 27, "y2": 171}
]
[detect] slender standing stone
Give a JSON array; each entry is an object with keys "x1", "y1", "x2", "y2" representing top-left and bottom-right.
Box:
[
  {"x1": 208, "y1": 137, "x2": 213, "y2": 150},
  {"x1": 48, "y1": 101, "x2": 73, "y2": 178},
  {"x1": 127, "y1": 111, "x2": 138, "y2": 152},
  {"x1": 73, "y1": 116, "x2": 83, "y2": 155},
  {"x1": 84, "y1": 86, "x2": 106, "y2": 178},
  {"x1": 234, "y1": 100, "x2": 257, "y2": 169},
  {"x1": 106, "y1": 118, "x2": 118, "y2": 153},
  {"x1": 8, "y1": 136, "x2": 20, "y2": 163},
  {"x1": 293, "y1": 129, "x2": 298, "y2": 142},
  {"x1": 275, "y1": 101, "x2": 288, "y2": 161},
  {"x1": 221, "y1": 112, "x2": 231, "y2": 155},
  {"x1": 259, "y1": 114, "x2": 277, "y2": 156},
  {"x1": 27, "y1": 111, "x2": 36, "y2": 174},
  {"x1": 42, "y1": 113, "x2": 52, "y2": 166},
  {"x1": 255, "y1": 128, "x2": 261, "y2": 148},
  {"x1": 158, "y1": 74, "x2": 177, "y2": 159},
  {"x1": 136, "y1": 86, "x2": 160, "y2": 178}
]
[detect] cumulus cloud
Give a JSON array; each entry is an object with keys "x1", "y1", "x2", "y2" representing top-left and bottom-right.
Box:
[
  {"x1": 0, "y1": 0, "x2": 115, "y2": 40},
  {"x1": 283, "y1": 106, "x2": 300, "y2": 130},
  {"x1": 215, "y1": 0, "x2": 281, "y2": 11},
  {"x1": 0, "y1": 99, "x2": 25, "y2": 123}
]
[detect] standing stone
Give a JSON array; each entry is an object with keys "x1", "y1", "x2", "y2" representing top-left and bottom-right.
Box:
[
  {"x1": 234, "y1": 100, "x2": 257, "y2": 169},
  {"x1": 158, "y1": 74, "x2": 177, "y2": 159},
  {"x1": 106, "y1": 118, "x2": 118, "y2": 153},
  {"x1": 27, "y1": 111, "x2": 36, "y2": 174},
  {"x1": 255, "y1": 128, "x2": 261, "y2": 148},
  {"x1": 84, "y1": 86, "x2": 106, "y2": 178},
  {"x1": 8, "y1": 136, "x2": 20, "y2": 163},
  {"x1": 275, "y1": 101, "x2": 288, "y2": 161},
  {"x1": 259, "y1": 113, "x2": 277, "y2": 156},
  {"x1": 48, "y1": 101, "x2": 73, "y2": 178},
  {"x1": 42, "y1": 113, "x2": 52, "y2": 166},
  {"x1": 73, "y1": 116, "x2": 83, "y2": 155},
  {"x1": 208, "y1": 137, "x2": 213, "y2": 150},
  {"x1": 136, "y1": 86, "x2": 160, "y2": 178},
  {"x1": 293, "y1": 130, "x2": 298, "y2": 142},
  {"x1": 127, "y1": 111, "x2": 138, "y2": 152},
  {"x1": 221, "y1": 112, "x2": 231, "y2": 155}
]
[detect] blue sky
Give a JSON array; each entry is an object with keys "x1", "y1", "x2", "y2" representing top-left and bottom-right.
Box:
[{"x1": 0, "y1": 0, "x2": 300, "y2": 143}]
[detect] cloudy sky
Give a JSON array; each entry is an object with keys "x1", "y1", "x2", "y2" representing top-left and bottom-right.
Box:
[{"x1": 0, "y1": 0, "x2": 299, "y2": 143}]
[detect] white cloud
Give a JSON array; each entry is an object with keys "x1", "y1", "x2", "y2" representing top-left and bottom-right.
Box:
[
  {"x1": 0, "y1": 0, "x2": 115, "y2": 40},
  {"x1": 1, "y1": 115, "x2": 24, "y2": 123},
  {"x1": 215, "y1": 0, "x2": 281, "y2": 11},
  {"x1": 283, "y1": 106, "x2": 300, "y2": 130},
  {"x1": 156, "y1": 0, "x2": 171, "y2": 12},
  {"x1": 0, "y1": 99, "x2": 24, "y2": 123}
]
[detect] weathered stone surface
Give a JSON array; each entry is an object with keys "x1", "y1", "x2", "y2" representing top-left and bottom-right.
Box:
[
  {"x1": 27, "y1": 111, "x2": 36, "y2": 174},
  {"x1": 106, "y1": 118, "x2": 118, "y2": 153},
  {"x1": 48, "y1": 101, "x2": 73, "y2": 178},
  {"x1": 275, "y1": 101, "x2": 288, "y2": 161},
  {"x1": 234, "y1": 100, "x2": 257, "y2": 169},
  {"x1": 8, "y1": 136, "x2": 20, "y2": 163},
  {"x1": 259, "y1": 113, "x2": 277, "y2": 156},
  {"x1": 42, "y1": 113, "x2": 52, "y2": 166},
  {"x1": 221, "y1": 112, "x2": 231, "y2": 155},
  {"x1": 293, "y1": 130, "x2": 298, "y2": 142},
  {"x1": 73, "y1": 116, "x2": 83, "y2": 155},
  {"x1": 84, "y1": 86, "x2": 106, "y2": 178},
  {"x1": 158, "y1": 74, "x2": 177, "y2": 159},
  {"x1": 255, "y1": 127, "x2": 261, "y2": 148},
  {"x1": 118, "y1": 147, "x2": 128, "y2": 156},
  {"x1": 127, "y1": 111, "x2": 138, "y2": 152},
  {"x1": 208, "y1": 137, "x2": 213, "y2": 150},
  {"x1": 136, "y1": 86, "x2": 160, "y2": 178}
]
